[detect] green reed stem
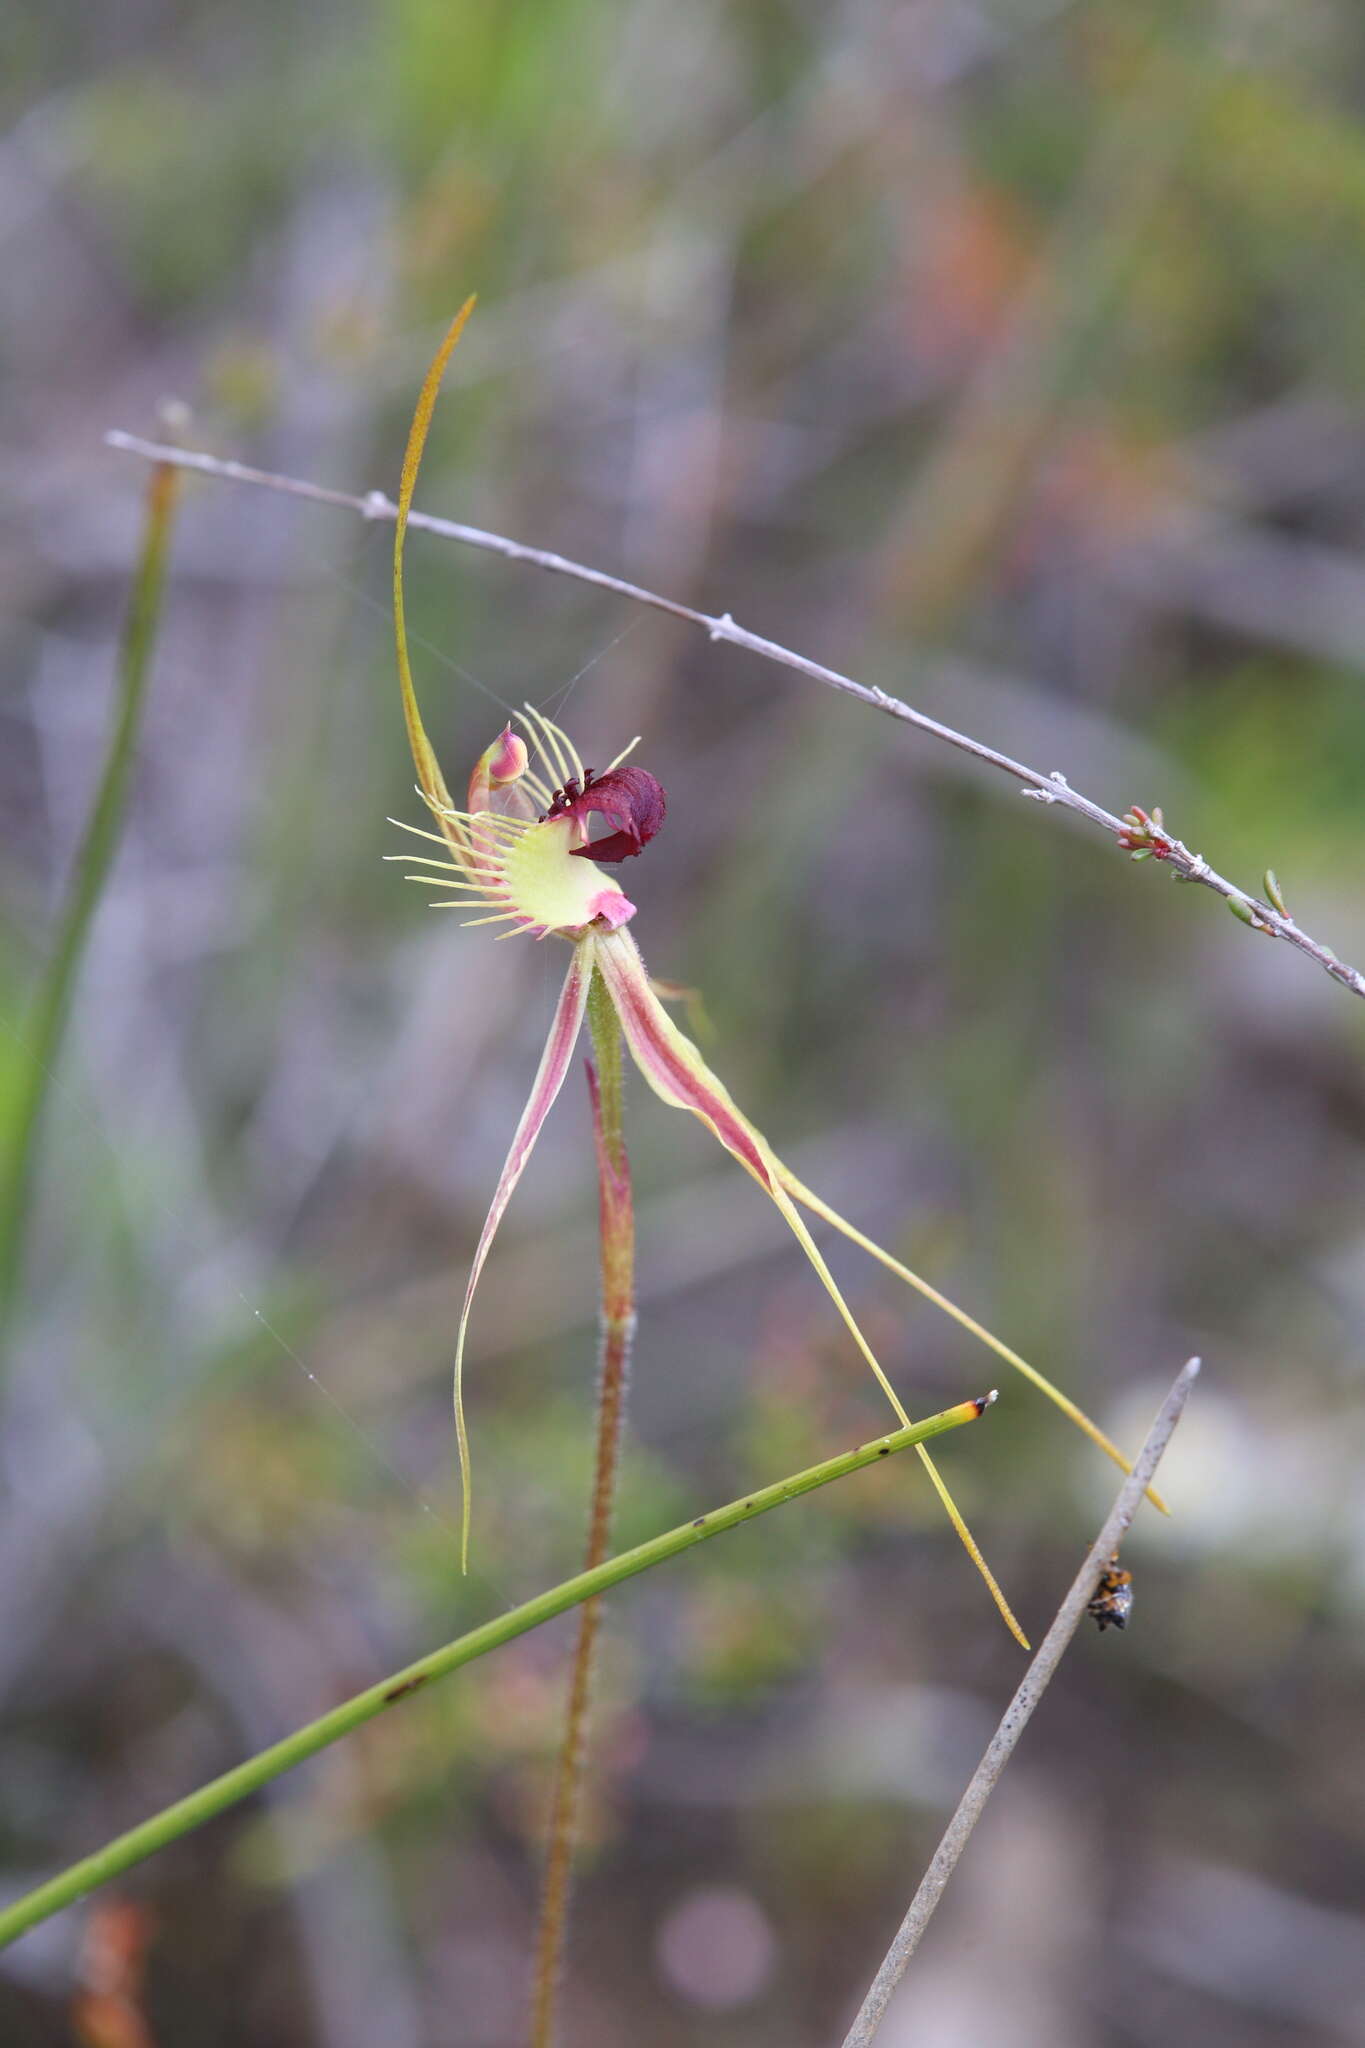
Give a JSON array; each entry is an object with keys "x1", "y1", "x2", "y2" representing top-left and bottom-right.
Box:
[
  {"x1": 0, "y1": 1396, "x2": 993, "y2": 1953},
  {"x1": 0, "y1": 460, "x2": 181, "y2": 1347},
  {"x1": 531, "y1": 971, "x2": 635, "y2": 2047}
]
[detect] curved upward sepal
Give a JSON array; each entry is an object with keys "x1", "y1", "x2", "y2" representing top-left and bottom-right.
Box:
[
  {"x1": 393, "y1": 298, "x2": 477, "y2": 838},
  {"x1": 452, "y1": 937, "x2": 594, "y2": 1569}
]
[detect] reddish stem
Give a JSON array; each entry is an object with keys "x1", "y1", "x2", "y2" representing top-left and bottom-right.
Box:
[{"x1": 530, "y1": 972, "x2": 635, "y2": 2048}]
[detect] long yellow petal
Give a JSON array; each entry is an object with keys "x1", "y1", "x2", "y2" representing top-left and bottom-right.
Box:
[
  {"x1": 594, "y1": 926, "x2": 1028, "y2": 1647},
  {"x1": 777, "y1": 1167, "x2": 1167, "y2": 1516}
]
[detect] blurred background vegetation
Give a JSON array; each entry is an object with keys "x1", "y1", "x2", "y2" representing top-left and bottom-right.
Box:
[{"x1": 5, "y1": 1, "x2": 1365, "y2": 2041}]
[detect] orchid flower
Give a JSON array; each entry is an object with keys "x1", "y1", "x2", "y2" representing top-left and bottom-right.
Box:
[{"x1": 389, "y1": 305, "x2": 1156, "y2": 1646}]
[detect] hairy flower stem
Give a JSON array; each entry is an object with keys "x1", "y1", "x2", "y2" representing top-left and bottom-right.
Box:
[
  {"x1": 531, "y1": 968, "x2": 635, "y2": 2048},
  {"x1": 0, "y1": 459, "x2": 180, "y2": 1360}
]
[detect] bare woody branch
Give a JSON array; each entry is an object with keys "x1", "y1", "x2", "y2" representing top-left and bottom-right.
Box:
[
  {"x1": 105, "y1": 430, "x2": 1365, "y2": 1003},
  {"x1": 839, "y1": 1356, "x2": 1201, "y2": 2048}
]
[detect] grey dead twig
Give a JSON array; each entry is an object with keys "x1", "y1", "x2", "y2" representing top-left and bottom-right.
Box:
[
  {"x1": 104, "y1": 431, "x2": 1365, "y2": 1004},
  {"x1": 838, "y1": 1356, "x2": 1201, "y2": 2048}
]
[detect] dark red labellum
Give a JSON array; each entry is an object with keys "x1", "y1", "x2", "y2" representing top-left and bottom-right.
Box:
[{"x1": 543, "y1": 765, "x2": 667, "y2": 864}]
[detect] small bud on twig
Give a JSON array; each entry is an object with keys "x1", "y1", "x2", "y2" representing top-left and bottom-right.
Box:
[
  {"x1": 1116, "y1": 804, "x2": 1173, "y2": 861},
  {"x1": 1227, "y1": 896, "x2": 1275, "y2": 934}
]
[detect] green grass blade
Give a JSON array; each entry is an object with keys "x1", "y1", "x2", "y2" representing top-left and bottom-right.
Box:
[
  {"x1": 0, "y1": 459, "x2": 181, "y2": 1345},
  {"x1": 0, "y1": 1393, "x2": 994, "y2": 1951}
]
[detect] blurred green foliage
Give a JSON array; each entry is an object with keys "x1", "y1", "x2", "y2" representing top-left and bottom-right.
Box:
[{"x1": 5, "y1": 0, "x2": 1365, "y2": 2041}]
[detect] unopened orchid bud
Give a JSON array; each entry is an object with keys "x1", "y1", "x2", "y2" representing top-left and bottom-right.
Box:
[
  {"x1": 467, "y1": 725, "x2": 530, "y2": 812},
  {"x1": 485, "y1": 725, "x2": 529, "y2": 788}
]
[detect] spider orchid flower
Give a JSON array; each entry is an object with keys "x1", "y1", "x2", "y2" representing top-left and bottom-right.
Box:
[{"x1": 389, "y1": 305, "x2": 1159, "y2": 1644}]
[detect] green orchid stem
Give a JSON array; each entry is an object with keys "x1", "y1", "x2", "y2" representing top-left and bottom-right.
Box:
[
  {"x1": 0, "y1": 460, "x2": 181, "y2": 1351},
  {"x1": 531, "y1": 969, "x2": 634, "y2": 2047},
  {"x1": 0, "y1": 1396, "x2": 993, "y2": 1954}
]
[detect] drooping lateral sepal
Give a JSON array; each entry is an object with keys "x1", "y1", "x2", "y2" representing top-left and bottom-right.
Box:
[
  {"x1": 450, "y1": 938, "x2": 595, "y2": 1567},
  {"x1": 592, "y1": 923, "x2": 1030, "y2": 1649}
]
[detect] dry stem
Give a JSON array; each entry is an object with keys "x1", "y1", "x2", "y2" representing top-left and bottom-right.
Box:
[
  {"x1": 105, "y1": 430, "x2": 1365, "y2": 1004},
  {"x1": 839, "y1": 1356, "x2": 1200, "y2": 2047}
]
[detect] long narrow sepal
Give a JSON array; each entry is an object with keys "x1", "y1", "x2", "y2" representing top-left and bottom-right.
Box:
[
  {"x1": 393, "y1": 298, "x2": 476, "y2": 838},
  {"x1": 595, "y1": 935, "x2": 886, "y2": 1391},
  {"x1": 452, "y1": 937, "x2": 594, "y2": 1569},
  {"x1": 775, "y1": 1165, "x2": 1167, "y2": 1516},
  {"x1": 594, "y1": 927, "x2": 1028, "y2": 1646}
]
